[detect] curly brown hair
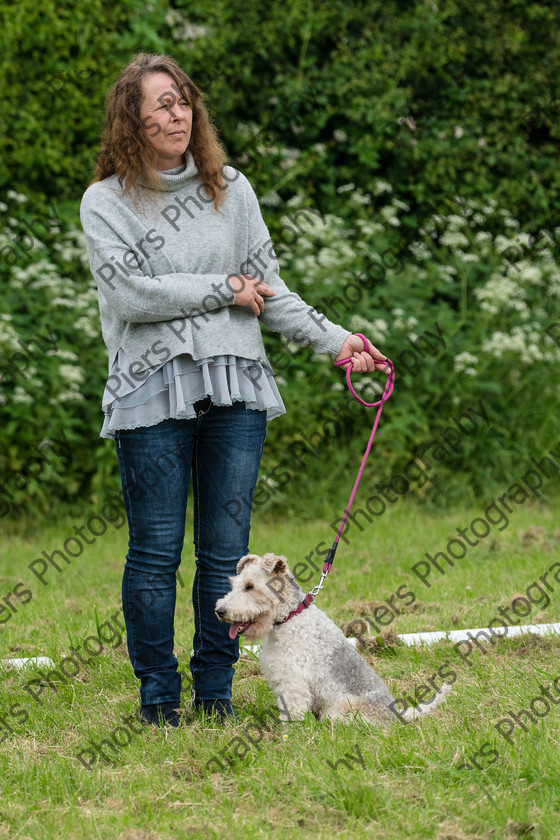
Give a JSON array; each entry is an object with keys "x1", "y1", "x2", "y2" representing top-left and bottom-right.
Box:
[{"x1": 92, "y1": 53, "x2": 228, "y2": 210}]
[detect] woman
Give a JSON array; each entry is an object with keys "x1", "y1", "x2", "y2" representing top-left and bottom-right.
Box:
[{"x1": 80, "y1": 53, "x2": 387, "y2": 727}]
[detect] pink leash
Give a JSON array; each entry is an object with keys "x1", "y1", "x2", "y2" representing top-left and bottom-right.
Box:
[{"x1": 275, "y1": 333, "x2": 395, "y2": 625}]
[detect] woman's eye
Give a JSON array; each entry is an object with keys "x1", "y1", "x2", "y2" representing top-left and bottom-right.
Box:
[{"x1": 157, "y1": 101, "x2": 189, "y2": 110}]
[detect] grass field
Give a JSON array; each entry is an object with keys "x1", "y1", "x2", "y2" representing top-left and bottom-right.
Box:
[{"x1": 1, "y1": 498, "x2": 560, "y2": 840}]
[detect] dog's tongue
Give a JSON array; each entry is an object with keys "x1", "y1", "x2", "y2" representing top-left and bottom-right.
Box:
[{"x1": 229, "y1": 623, "x2": 243, "y2": 639}]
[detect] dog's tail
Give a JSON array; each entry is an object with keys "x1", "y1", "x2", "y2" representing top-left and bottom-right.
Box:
[{"x1": 400, "y1": 682, "x2": 452, "y2": 722}]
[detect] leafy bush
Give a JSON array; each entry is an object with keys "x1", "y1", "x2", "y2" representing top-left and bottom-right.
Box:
[
  {"x1": 1, "y1": 184, "x2": 559, "y2": 519},
  {"x1": 1, "y1": 0, "x2": 560, "y2": 520},
  {"x1": 0, "y1": 189, "x2": 111, "y2": 518},
  {"x1": 258, "y1": 186, "x2": 560, "y2": 512}
]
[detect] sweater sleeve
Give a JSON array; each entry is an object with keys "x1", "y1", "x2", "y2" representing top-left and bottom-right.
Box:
[
  {"x1": 80, "y1": 194, "x2": 234, "y2": 324},
  {"x1": 240, "y1": 177, "x2": 351, "y2": 358}
]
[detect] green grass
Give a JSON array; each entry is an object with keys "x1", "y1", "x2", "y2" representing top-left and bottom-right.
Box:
[{"x1": 1, "y1": 499, "x2": 560, "y2": 839}]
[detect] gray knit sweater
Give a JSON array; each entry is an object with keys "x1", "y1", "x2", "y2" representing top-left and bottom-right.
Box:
[{"x1": 80, "y1": 153, "x2": 350, "y2": 376}]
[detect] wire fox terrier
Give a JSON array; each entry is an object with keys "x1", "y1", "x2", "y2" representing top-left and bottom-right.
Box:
[{"x1": 215, "y1": 553, "x2": 450, "y2": 724}]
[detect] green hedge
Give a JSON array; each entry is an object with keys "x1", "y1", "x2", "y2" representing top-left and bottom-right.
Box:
[{"x1": 1, "y1": 0, "x2": 560, "y2": 521}]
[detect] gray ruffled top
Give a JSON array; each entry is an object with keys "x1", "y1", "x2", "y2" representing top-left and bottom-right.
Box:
[
  {"x1": 100, "y1": 349, "x2": 286, "y2": 438},
  {"x1": 98, "y1": 162, "x2": 287, "y2": 438}
]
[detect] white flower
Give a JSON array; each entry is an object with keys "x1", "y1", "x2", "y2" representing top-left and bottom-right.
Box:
[
  {"x1": 164, "y1": 9, "x2": 209, "y2": 39},
  {"x1": 408, "y1": 241, "x2": 431, "y2": 260},
  {"x1": 337, "y1": 183, "x2": 356, "y2": 193},
  {"x1": 482, "y1": 330, "x2": 523, "y2": 357},
  {"x1": 454, "y1": 351, "x2": 479, "y2": 373},
  {"x1": 12, "y1": 386, "x2": 33, "y2": 404},
  {"x1": 285, "y1": 193, "x2": 306, "y2": 208},
  {"x1": 481, "y1": 326, "x2": 549, "y2": 359},
  {"x1": 333, "y1": 129, "x2": 348, "y2": 142},
  {"x1": 0, "y1": 320, "x2": 21, "y2": 349},
  {"x1": 517, "y1": 263, "x2": 543, "y2": 284},
  {"x1": 548, "y1": 272, "x2": 560, "y2": 297},
  {"x1": 440, "y1": 231, "x2": 469, "y2": 248},
  {"x1": 58, "y1": 390, "x2": 85, "y2": 402},
  {"x1": 354, "y1": 222, "x2": 375, "y2": 235},
  {"x1": 349, "y1": 191, "x2": 372, "y2": 206},
  {"x1": 261, "y1": 191, "x2": 282, "y2": 207},
  {"x1": 446, "y1": 214, "x2": 467, "y2": 227},
  {"x1": 51, "y1": 297, "x2": 78, "y2": 308},
  {"x1": 59, "y1": 364, "x2": 84, "y2": 384},
  {"x1": 280, "y1": 147, "x2": 301, "y2": 160},
  {"x1": 75, "y1": 315, "x2": 100, "y2": 338},
  {"x1": 454, "y1": 126, "x2": 464, "y2": 138},
  {"x1": 474, "y1": 274, "x2": 526, "y2": 314},
  {"x1": 349, "y1": 316, "x2": 389, "y2": 341},
  {"x1": 372, "y1": 180, "x2": 392, "y2": 196},
  {"x1": 380, "y1": 205, "x2": 398, "y2": 221},
  {"x1": 6, "y1": 190, "x2": 27, "y2": 203},
  {"x1": 317, "y1": 248, "x2": 339, "y2": 267}
]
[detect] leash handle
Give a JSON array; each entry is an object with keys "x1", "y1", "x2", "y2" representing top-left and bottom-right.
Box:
[{"x1": 334, "y1": 333, "x2": 394, "y2": 407}]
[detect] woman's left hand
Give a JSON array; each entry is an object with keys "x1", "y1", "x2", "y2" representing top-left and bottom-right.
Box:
[{"x1": 335, "y1": 334, "x2": 389, "y2": 373}]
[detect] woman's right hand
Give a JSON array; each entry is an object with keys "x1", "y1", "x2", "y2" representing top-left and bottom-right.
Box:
[{"x1": 228, "y1": 274, "x2": 277, "y2": 315}]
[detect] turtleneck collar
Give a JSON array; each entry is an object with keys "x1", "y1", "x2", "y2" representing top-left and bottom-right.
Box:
[{"x1": 137, "y1": 152, "x2": 199, "y2": 192}]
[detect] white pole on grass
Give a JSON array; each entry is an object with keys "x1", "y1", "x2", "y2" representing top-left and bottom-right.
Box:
[{"x1": 397, "y1": 621, "x2": 560, "y2": 646}]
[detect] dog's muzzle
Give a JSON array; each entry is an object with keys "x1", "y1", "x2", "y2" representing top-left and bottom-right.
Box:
[{"x1": 215, "y1": 608, "x2": 254, "y2": 639}]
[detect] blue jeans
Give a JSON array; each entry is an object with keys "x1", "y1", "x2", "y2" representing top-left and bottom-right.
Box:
[{"x1": 114, "y1": 399, "x2": 267, "y2": 706}]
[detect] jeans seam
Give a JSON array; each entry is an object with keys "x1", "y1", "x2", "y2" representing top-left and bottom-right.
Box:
[
  {"x1": 193, "y1": 428, "x2": 203, "y2": 687},
  {"x1": 118, "y1": 442, "x2": 137, "y2": 672}
]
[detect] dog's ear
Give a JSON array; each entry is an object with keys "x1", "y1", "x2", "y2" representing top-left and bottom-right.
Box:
[
  {"x1": 261, "y1": 553, "x2": 288, "y2": 575},
  {"x1": 236, "y1": 554, "x2": 260, "y2": 574}
]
